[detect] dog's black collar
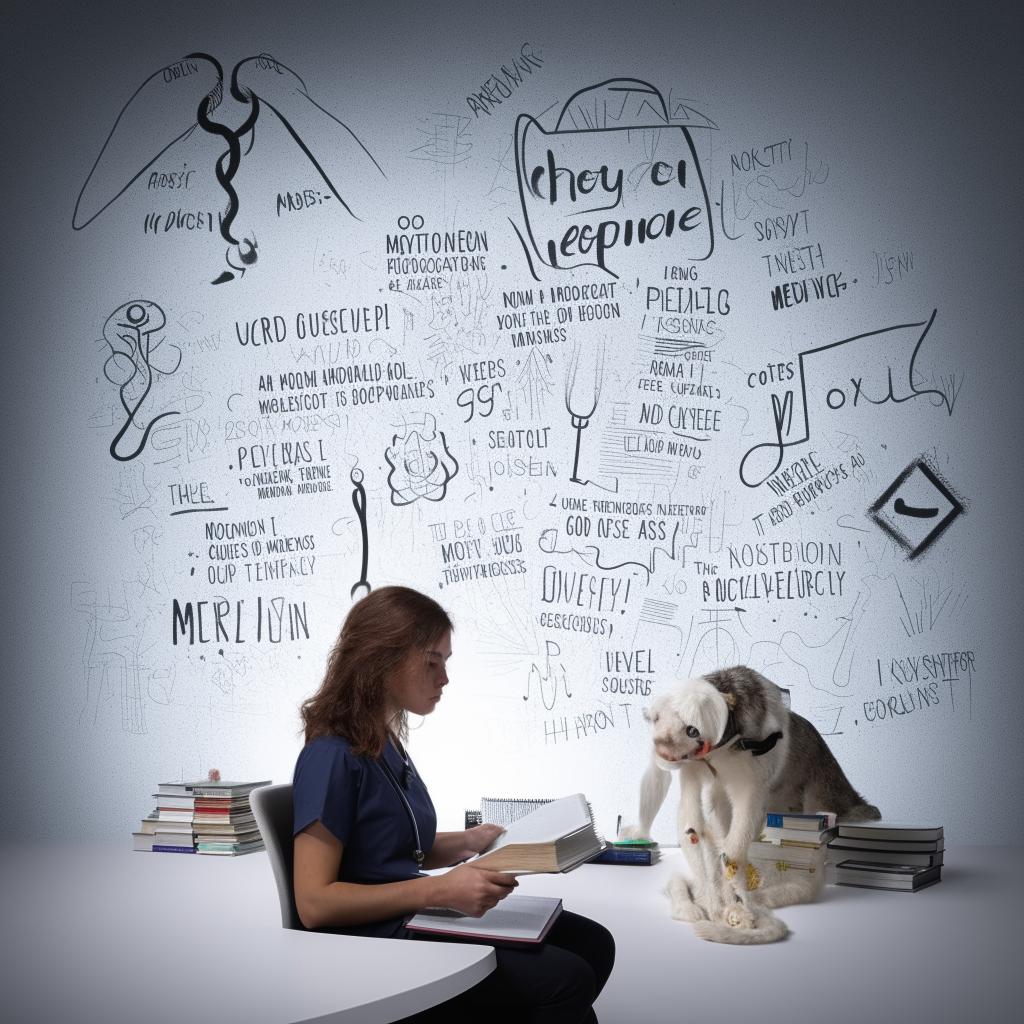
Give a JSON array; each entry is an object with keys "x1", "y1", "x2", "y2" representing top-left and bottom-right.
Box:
[
  {"x1": 717, "y1": 712, "x2": 783, "y2": 756},
  {"x1": 716, "y1": 710, "x2": 739, "y2": 748},
  {"x1": 736, "y1": 730, "x2": 783, "y2": 756}
]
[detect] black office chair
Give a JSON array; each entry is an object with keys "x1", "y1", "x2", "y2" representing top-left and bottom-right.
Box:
[{"x1": 250, "y1": 783, "x2": 305, "y2": 930}]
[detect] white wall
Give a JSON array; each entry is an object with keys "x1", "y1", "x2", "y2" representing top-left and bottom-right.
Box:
[{"x1": 3, "y1": 0, "x2": 1022, "y2": 843}]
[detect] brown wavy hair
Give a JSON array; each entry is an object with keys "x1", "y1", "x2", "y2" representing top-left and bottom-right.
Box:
[{"x1": 300, "y1": 586, "x2": 454, "y2": 757}]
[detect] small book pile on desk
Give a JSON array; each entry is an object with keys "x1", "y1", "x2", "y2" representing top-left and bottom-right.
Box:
[
  {"x1": 139, "y1": 788, "x2": 198, "y2": 854},
  {"x1": 132, "y1": 778, "x2": 270, "y2": 855},
  {"x1": 827, "y1": 822, "x2": 944, "y2": 892},
  {"x1": 747, "y1": 811, "x2": 837, "y2": 880},
  {"x1": 592, "y1": 837, "x2": 660, "y2": 866}
]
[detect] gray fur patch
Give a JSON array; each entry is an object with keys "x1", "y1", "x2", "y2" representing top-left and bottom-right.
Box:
[
  {"x1": 704, "y1": 666, "x2": 770, "y2": 737},
  {"x1": 704, "y1": 666, "x2": 879, "y2": 821}
]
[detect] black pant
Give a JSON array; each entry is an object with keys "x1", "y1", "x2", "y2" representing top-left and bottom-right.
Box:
[{"x1": 397, "y1": 910, "x2": 616, "y2": 1024}]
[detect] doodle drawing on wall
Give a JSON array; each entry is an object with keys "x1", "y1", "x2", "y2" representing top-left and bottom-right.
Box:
[{"x1": 73, "y1": 53, "x2": 385, "y2": 283}]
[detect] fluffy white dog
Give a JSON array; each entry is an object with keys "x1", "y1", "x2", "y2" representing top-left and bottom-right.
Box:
[{"x1": 621, "y1": 666, "x2": 879, "y2": 944}]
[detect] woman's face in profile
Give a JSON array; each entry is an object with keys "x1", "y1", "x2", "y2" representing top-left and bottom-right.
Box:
[{"x1": 388, "y1": 630, "x2": 452, "y2": 717}]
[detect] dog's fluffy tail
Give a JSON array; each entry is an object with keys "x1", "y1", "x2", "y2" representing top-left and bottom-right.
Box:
[
  {"x1": 757, "y1": 871, "x2": 824, "y2": 909},
  {"x1": 692, "y1": 909, "x2": 789, "y2": 945},
  {"x1": 840, "y1": 802, "x2": 881, "y2": 822}
]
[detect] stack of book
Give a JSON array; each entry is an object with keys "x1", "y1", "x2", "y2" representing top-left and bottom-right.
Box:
[
  {"x1": 592, "y1": 838, "x2": 660, "y2": 866},
  {"x1": 192, "y1": 779, "x2": 269, "y2": 855},
  {"x1": 148, "y1": 786, "x2": 200, "y2": 853},
  {"x1": 131, "y1": 811, "x2": 162, "y2": 853},
  {"x1": 828, "y1": 822, "x2": 944, "y2": 892},
  {"x1": 131, "y1": 778, "x2": 269, "y2": 855},
  {"x1": 748, "y1": 811, "x2": 837, "y2": 880}
]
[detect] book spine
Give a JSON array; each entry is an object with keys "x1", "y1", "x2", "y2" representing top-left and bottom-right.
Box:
[
  {"x1": 765, "y1": 813, "x2": 826, "y2": 829},
  {"x1": 592, "y1": 849, "x2": 654, "y2": 865},
  {"x1": 152, "y1": 845, "x2": 197, "y2": 853}
]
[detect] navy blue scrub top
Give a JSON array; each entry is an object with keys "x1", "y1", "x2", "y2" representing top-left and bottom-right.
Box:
[{"x1": 293, "y1": 734, "x2": 437, "y2": 937}]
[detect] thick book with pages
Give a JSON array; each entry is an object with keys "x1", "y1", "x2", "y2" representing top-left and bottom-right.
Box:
[
  {"x1": 833, "y1": 860, "x2": 942, "y2": 891},
  {"x1": 827, "y1": 835, "x2": 944, "y2": 853},
  {"x1": 406, "y1": 895, "x2": 562, "y2": 945},
  {"x1": 471, "y1": 793, "x2": 605, "y2": 874},
  {"x1": 835, "y1": 822, "x2": 944, "y2": 842}
]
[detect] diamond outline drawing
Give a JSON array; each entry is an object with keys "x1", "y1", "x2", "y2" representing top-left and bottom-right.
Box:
[{"x1": 868, "y1": 459, "x2": 964, "y2": 559}]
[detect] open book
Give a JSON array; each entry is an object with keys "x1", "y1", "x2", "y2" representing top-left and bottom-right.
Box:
[
  {"x1": 470, "y1": 793, "x2": 605, "y2": 874},
  {"x1": 406, "y1": 895, "x2": 562, "y2": 945}
]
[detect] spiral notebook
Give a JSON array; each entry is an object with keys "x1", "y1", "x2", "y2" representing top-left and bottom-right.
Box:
[{"x1": 480, "y1": 796, "x2": 557, "y2": 826}]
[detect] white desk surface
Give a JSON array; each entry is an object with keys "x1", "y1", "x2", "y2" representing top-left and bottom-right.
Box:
[
  {"x1": 521, "y1": 845, "x2": 1021, "y2": 1024},
  {"x1": 1, "y1": 842, "x2": 1018, "y2": 1024},
  {"x1": 0, "y1": 841, "x2": 493, "y2": 1024}
]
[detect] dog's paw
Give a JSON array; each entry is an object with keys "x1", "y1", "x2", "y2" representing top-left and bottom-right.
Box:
[
  {"x1": 670, "y1": 899, "x2": 707, "y2": 923},
  {"x1": 690, "y1": 885, "x2": 727, "y2": 922},
  {"x1": 666, "y1": 874, "x2": 707, "y2": 922},
  {"x1": 664, "y1": 872, "x2": 689, "y2": 901},
  {"x1": 617, "y1": 824, "x2": 651, "y2": 841},
  {"x1": 693, "y1": 911, "x2": 790, "y2": 944},
  {"x1": 691, "y1": 919, "x2": 723, "y2": 943},
  {"x1": 723, "y1": 903, "x2": 757, "y2": 930}
]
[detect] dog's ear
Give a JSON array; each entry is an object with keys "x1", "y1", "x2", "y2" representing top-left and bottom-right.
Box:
[
  {"x1": 642, "y1": 705, "x2": 652, "y2": 722},
  {"x1": 722, "y1": 692, "x2": 737, "y2": 710},
  {"x1": 679, "y1": 679, "x2": 730, "y2": 744}
]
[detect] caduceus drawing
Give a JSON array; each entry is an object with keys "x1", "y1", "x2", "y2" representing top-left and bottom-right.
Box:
[
  {"x1": 102, "y1": 300, "x2": 181, "y2": 461},
  {"x1": 72, "y1": 53, "x2": 385, "y2": 283}
]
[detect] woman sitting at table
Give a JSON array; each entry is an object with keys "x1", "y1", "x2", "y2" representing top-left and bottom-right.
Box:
[{"x1": 293, "y1": 585, "x2": 615, "y2": 1023}]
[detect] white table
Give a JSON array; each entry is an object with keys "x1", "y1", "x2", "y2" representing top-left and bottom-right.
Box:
[
  {"x1": 0, "y1": 842, "x2": 493, "y2": 1024},
  {"x1": 2, "y1": 843, "x2": 1017, "y2": 1024},
  {"x1": 515, "y1": 845, "x2": 1021, "y2": 1024}
]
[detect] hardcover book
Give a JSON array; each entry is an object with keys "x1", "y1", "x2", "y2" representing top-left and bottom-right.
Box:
[
  {"x1": 833, "y1": 860, "x2": 941, "y2": 891},
  {"x1": 471, "y1": 794, "x2": 605, "y2": 874},
  {"x1": 157, "y1": 779, "x2": 271, "y2": 797},
  {"x1": 835, "y1": 822, "x2": 944, "y2": 842},
  {"x1": 406, "y1": 895, "x2": 562, "y2": 944},
  {"x1": 826, "y1": 845, "x2": 943, "y2": 868},
  {"x1": 765, "y1": 811, "x2": 836, "y2": 831},
  {"x1": 827, "y1": 836, "x2": 944, "y2": 853},
  {"x1": 760, "y1": 824, "x2": 838, "y2": 846},
  {"x1": 591, "y1": 846, "x2": 659, "y2": 865}
]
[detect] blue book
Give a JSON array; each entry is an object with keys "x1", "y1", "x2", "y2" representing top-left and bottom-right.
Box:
[
  {"x1": 765, "y1": 812, "x2": 834, "y2": 831},
  {"x1": 591, "y1": 846, "x2": 658, "y2": 866}
]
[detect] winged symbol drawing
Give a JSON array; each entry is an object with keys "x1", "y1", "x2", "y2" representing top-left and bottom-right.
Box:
[{"x1": 73, "y1": 52, "x2": 385, "y2": 283}]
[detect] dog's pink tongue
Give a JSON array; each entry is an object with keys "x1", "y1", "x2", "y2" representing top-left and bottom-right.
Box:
[{"x1": 696, "y1": 740, "x2": 713, "y2": 758}]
